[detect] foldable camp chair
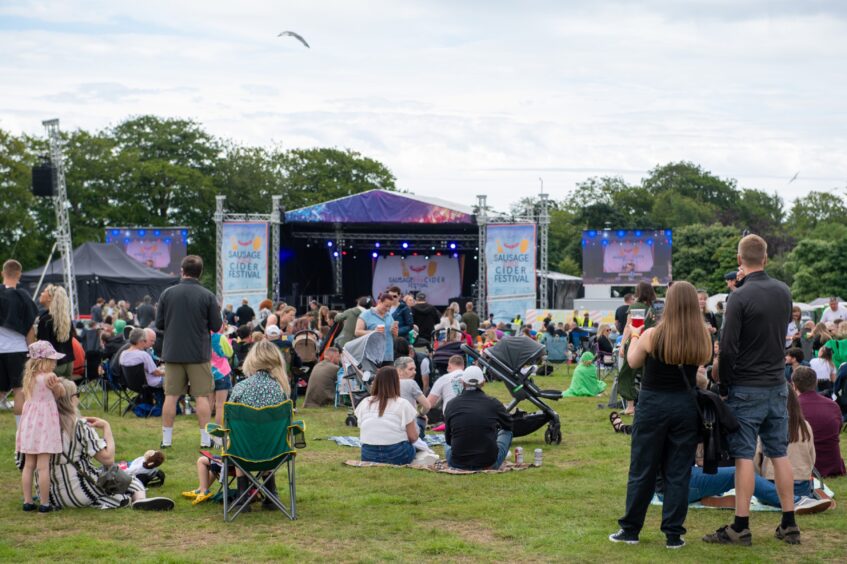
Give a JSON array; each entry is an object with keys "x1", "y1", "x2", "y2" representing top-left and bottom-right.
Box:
[{"x1": 207, "y1": 401, "x2": 306, "y2": 522}]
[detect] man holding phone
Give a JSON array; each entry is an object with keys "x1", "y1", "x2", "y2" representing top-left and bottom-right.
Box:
[{"x1": 355, "y1": 291, "x2": 398, "y2": 366}]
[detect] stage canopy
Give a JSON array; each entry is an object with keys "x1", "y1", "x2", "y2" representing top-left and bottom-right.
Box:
[
  {"x1": 285, "y1": 189, "x2": 475, "y2": 225},
  {"x1": 20, "y1": 242, "x2": 179, "y2": 314}
]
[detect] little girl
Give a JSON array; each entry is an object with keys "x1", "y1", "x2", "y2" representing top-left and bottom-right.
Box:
[
  {"x1": 17, "y1": 341, "x2": 66, "y2": 512},
  {"x1": 210, "y1": 323, "x2": 234, "y2": 427}
]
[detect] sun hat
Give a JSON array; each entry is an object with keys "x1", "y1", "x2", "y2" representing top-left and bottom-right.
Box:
[{"x1": 28, "y1": 340, "x2": 66, "y2": 360}]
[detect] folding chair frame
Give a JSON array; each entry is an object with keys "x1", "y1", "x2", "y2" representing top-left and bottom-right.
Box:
[{"x1": 220, "y1": 452, "x2": 296, "y2": 522}]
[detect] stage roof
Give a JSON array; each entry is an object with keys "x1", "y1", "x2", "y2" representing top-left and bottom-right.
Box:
[{"x1": 284, "y1": 189, "x2": 475, "y2": 225}]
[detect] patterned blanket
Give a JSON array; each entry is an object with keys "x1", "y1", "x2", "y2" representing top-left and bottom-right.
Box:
[
  {"x1": 327, "y1": 434, "x2": 447, "y2": 448},
  {"x1": 344, "y1": 459, "x2": 533, "y2": 474}
]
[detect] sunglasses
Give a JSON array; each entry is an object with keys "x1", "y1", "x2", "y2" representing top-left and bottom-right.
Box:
[{"x1": 72, "y1": 392, "x2": 80, "y2": 398}]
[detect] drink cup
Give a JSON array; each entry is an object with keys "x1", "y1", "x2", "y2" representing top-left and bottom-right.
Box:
[{"x1": 630, "y1": 309, "x2": 646, "y2": 329}]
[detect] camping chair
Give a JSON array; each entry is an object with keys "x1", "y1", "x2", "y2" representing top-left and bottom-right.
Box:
[
  {"x1": 76, "y1": 351, "x2": 105, "y2": 411},
  {"x1": 207, "y1": 401, "x2": 306, "y2": 522},
  {"x1": 120, "y1": 363, "x2": 161, "y2": 418}
]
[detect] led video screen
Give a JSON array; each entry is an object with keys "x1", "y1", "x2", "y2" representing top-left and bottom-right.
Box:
[{"x1": 581, "y1": 229, "x2": 672, "y2": 285}]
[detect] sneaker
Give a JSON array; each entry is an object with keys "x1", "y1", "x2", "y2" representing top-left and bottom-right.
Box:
[
  {"x1": 192, "y1": 491, "x2": 214, "y2": 506},
  {"x1": 160, "y1": 442, "x2": 172, "y2": 449},
  {"x1": 608, "y1": 529, "x2": 639, "y2": 545},
  {"x1": 22, "y1": 503, "x2": 37, "y2": 512},
  {"x1": 702, "y1": 525, "x2": 752, "y2": 546},
  {"x1": 132, "y1": 497, "x2": 175, "y2": 511},
  {"x1": 38, "y1": 505, "x2": 56, "y2": 513},
  {"x1": 795, "y1": 496, "x2": 832, "y2": 515},
  {"x1": 774, "y1": 524, "x2": 801, "y2": 545},
  {"x1": 666, "y1": 536, "x2": 685, "y2": 549}
]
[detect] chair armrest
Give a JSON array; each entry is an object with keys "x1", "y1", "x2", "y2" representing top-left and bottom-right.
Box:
[
  {"x1": 206, "y1": 422, "x2": 228, "y2": 437},
  {"x1": 289, "y1": 420, "x2": 306, "y2": 449}
]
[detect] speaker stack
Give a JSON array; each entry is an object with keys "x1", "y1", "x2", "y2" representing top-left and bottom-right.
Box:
[{"x1": 31, "y1": 162, "x2": 55, "y2": 197}]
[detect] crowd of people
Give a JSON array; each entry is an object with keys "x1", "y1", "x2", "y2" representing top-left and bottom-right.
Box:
[{"x1": 2, "y1": 232, "x2": 844, "y2": 550}]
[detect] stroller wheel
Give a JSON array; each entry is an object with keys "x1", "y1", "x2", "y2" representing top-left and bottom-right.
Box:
[
  {"x1": 545, "y1": 426, "x2": 562, "y2": 445},
  {"x1": 544, "y1": 428, "x2": 552, "y2": 444},
  {"x1": 345, "y1": 414, "x2": 358, "y2": 427}
]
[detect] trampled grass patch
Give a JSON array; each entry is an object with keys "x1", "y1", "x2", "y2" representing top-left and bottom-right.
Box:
[{"x1": 1, "y1": 366, "x2": 844, "y2": 562}]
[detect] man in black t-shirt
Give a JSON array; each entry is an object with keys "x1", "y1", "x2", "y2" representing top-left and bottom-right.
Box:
[
  {"x1": 0, "y1": 260, "x2": 38, "y2": 424},
  {"x1": 444, "y1": 367, "x2": 513, "y2": 470},
  {"x1": 136, "y1": 295, "x2": 156, "y2": 328},
  {"x1": 412, "y1": 293, "x2": 441, "y2": 342},
  {"x1": 235, "y1": 298, "x2": 256, "y2": 326},
  {"x1": 614, "y1": 293, "x2": 634, "y2": 333}
]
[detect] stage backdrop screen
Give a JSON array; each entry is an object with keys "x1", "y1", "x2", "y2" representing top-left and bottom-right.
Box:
[
  {"x1": 106, "y1": 228, "x2": 188, "y2": 276},
  {"x1": 581, "y1": 229, "x2": 672, "y2": 285},
  {"x1": 222, "y1": 222, "x2": 269, "y2": 311},
  {"x1": 372, "y1": 256, "x2": 461, "y2": 306}
]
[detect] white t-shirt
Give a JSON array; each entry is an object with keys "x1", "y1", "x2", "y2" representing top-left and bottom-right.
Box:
[
  {"x1": 809, "y1": 357, "x2": 834, "y2": 382},
  {"x1": 127, "y1": 456, "x2": 156, "y2": 477},
  {"x1": 355, "y1": 396, "x2": 416, "y2": 445},
  {"x1": 820, "y1": 305, "x2": 847, "y2": 324},
  {"x1": 429, "y1": 369, "x2": 465, "y2": 411},
  {"x1": 399, "y1": 378, "x2": 424, "y2": 410},
  {"x1": 0, "y1": 326, "x2": 27, "y2": 354}
]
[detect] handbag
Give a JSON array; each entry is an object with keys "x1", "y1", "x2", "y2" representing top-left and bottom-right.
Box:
[
  {"x1": 95, "y1": 464, "x2": 133, "y2": 495},
  {"x1": 677, "y1": 366, "x2": 734, "y2": 474}
]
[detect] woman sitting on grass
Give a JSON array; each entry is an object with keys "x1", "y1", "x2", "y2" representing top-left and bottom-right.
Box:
[
  {"x1": 562, "y1": 352, "x2": 606, "y2": 397},
  {"x1": 355, "y1": 366, "x2": 418, "y2": 465},
  {"x1": 17, "y1": 379, "x2": 173, "y2": 511}
]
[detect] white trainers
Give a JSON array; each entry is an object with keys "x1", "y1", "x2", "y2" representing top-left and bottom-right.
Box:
[{"x1": 795, "y1": 496, "x2": 832, "y2": 515}]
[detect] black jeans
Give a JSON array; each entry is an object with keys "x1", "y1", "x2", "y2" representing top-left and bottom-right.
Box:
[{"x1": 618, "y1": 388, "x2": 699, "y2": 538}]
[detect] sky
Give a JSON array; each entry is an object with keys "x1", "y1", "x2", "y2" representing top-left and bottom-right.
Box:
[{"x1": 1, "y1": 0, "x2": 846, "y2": 212}]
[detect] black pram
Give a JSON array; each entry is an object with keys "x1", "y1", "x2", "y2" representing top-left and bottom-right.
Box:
[{"x1": 462, "y1": 336, "x2": 563, "y2": 445}]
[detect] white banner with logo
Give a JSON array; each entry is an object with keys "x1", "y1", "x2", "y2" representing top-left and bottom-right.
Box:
[
  {"x1": 222, "y1": 222, "x2": 269, "y2": 311},
  {"x1": 371, "y1": 256, "x2": 461, "y2": 306},
  {"x1": 485, "y1": 223, "x2": 537, "y2": 322}
]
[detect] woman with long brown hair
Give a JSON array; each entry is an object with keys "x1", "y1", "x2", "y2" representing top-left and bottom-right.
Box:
[
  {"x1": 610, "y1": 281, "x2": 712, "y2": 549},
  {"x1": 354, "y1": 366, "x2": 418, "y2": 464}
]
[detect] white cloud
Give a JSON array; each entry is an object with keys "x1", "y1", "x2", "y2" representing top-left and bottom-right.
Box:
[{"x1": 0, "y1": 0, "x2": 845, "y2": 211}]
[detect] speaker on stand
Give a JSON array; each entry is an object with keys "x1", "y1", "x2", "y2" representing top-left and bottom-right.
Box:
[{"x1": 31, "y1": 161, "x2": 55, "y2": 197}]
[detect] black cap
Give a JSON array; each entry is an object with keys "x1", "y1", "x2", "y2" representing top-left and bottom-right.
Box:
[{"x1": 724, "y1": 271, "x2": 737, "y2": 281}]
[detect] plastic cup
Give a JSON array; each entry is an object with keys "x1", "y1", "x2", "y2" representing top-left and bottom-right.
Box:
[{"x1": 630, "y1": 308, "x2": 646, "y2": 329}]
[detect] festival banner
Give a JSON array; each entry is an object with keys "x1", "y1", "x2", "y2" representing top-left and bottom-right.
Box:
[
  {"x1": 222, "y1": 222, "x2": 269, "y2": 311},
  {"x1": 371, "y1": 255, "x2": 461, "y2": 306},
  {"x1": 486, "y1": 223, "x2": 537, "y2": 322}
]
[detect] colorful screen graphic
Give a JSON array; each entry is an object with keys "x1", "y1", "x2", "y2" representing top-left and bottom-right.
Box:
[
  {"x1": 581, "y1": 229, "x2": 672, "y2": 285},
  {"x1": 106, "y1": 228, "x2": 188, "y2": 276}
]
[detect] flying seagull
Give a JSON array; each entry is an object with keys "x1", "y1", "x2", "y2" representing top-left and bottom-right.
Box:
[
  {"x1": 788, "y1": 171, "x2": 799, "y2": 184},
  {"x1": 278, "y1": 31, "x2": 310, "y2": 48}
]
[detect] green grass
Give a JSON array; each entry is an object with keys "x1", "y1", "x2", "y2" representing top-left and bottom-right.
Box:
[{"x1": 1, "y1": 366, "x2": 845, "y2": 563}]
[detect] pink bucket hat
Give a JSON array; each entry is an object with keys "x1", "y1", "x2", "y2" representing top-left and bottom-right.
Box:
[{"x1": 28, "y1": 340, "x2": 65, "y2": 360}]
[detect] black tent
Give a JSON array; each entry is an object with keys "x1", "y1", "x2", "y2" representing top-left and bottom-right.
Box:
[{"x1": 20, "y1": 242, "x2": 179, "y2": 315}]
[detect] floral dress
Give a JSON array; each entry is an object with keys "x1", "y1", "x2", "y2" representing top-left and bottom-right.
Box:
[{"x1": 16, "y1": 374, "x2": 62, "y2": 454}]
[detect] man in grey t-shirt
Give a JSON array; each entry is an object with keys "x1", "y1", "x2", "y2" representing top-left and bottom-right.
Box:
[{"x1": 395, "y1": 356, "x2": 431, "y2": 436}]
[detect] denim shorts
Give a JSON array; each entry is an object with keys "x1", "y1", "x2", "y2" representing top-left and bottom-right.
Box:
[
  {"x1": 726, "y1": 383, "x2": 788, "y2": 460},
  {"x1": 361, "y1": 441, "x2": 416, "y2": 465},
  {"x1": 213, "y1": 376, "x2": 233, "y2": 392}
]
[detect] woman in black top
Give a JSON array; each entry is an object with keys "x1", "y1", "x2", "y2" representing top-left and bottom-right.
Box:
[
  {"x1": 610, "y1": 281, "x2": 712, "y2": 549},
  {"x1": 597, "y1": 324, "x2": 614, "y2": 355},
  {"x1": 37, "y1": 284, "x2": 75, "y2": 377}
]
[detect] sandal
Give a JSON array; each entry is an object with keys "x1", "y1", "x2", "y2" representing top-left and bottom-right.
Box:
[{"x1": 609, "y1": 411, "x2": 633, "y2": 435}]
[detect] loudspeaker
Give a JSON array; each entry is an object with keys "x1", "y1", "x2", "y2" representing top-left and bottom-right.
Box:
[{"x1": 32, "y1": 163, "x2": 55, "y2": 197}]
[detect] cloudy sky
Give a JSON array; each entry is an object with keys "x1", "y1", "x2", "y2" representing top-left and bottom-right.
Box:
[{"x1": 1, "y1": 0, "x2": 845, "y2": 211}]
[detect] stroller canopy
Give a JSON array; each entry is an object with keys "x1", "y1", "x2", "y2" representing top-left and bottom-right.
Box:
[
  {"x1": 487, "y1": 336, "x2": 545, "y2": 371},
  {"x1": 342, "y1": 332, "x2": 386, "y2": 372}
]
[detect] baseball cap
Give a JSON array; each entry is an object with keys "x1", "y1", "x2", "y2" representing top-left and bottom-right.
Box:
[
  {"x1": 265, "y1": 325, "x2": 282, "y2": 338},
  {"x1": 28, "y1": 340, "x2": 65, "y2": 360},
  {"x1": 460, "y1": 365, "x2": 485, "y2": 386},
  {"x1": 723, "y1": 271, "x2": 737, "y2": 281}
]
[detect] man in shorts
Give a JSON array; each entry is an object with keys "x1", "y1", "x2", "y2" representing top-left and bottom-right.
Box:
[
  {"x1": 705, "y1": 235, "x2": 796, "y2": 546},
  {"x1": 155, "y1": 256, "x2": 222, "y2": 448},
  {"x1": 0, "y1": 260, "x2": 38, "y2": 427}
]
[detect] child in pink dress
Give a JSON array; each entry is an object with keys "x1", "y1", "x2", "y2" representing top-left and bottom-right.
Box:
[{"x1": 16, "y1": 341, "x2": 66, "y2": 513}]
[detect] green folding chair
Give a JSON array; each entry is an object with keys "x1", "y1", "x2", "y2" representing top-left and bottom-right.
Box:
[{"x1": 207, "y1": 400, "x2": 306, "y2": 522}]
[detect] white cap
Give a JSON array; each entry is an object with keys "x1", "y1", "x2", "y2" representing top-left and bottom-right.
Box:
[
  {"x1": 460, "y1": 365, "x2": 484, "y2": 386},
  {"x1": 265, "y1": 325, "x2": 282, "y2": 337}
]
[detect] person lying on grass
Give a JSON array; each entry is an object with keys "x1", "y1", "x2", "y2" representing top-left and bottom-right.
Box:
[{"x1": 561, "y1": 351, "x2": 606, "y2": 397}]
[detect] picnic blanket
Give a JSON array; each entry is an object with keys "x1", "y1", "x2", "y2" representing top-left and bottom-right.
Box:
[
  {"x1": 328, "y1": 434, "x2": 447, "y2": 448},
  {"x1": 650, "y1": 479, "x2": 836, "y2": 512},
  {"x1": 344, "y1": 459, "x2": 533, "y2": 474}
]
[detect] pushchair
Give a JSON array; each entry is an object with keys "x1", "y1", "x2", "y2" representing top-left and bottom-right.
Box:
[
  {"x1": 292, "y1": 330, "x2": 321, "y2": 396},
  {"x1": 431, "y1": 340, "x2": 465, "y2": 379},
  {"x1": 340, "y1": 331, "x2": 385, "y2": 427},
  {"x1": 462, "y1": 336, "x2": 563, "y2": 444}
]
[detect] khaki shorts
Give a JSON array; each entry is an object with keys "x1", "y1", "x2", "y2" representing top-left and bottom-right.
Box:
[{"x1": 164, "y1": 362, "x2": 213, "y2": 397}]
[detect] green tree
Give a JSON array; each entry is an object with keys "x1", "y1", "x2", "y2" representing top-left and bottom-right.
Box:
[
  {"x1": 650, "y1": 191, "x2": 715, "y2": 228},
  {"x1": 642, "y1": 161, "x2": 739, "y2": 223},
  {"x1": 784, "y1": 239, "x2": 847, "y2": 302},
  {"x1": 672, "y1": 223, "x2": 739, "y2": 293},
  {"x1": 786, "y1": 191, "x2": 847, "y2": 237}
]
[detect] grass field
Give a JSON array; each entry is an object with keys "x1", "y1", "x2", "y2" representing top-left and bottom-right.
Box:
[{"x1": 1, "y1": 366, "x2": 844, "y2": 563}]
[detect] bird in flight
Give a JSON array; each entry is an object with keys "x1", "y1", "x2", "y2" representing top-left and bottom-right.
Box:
[
  {"x1": 788, "y1": 171, "x2": 799, "y2": 184},
  {"x1": 278, "y1": 31, "x2": 310, "y2": 48}
]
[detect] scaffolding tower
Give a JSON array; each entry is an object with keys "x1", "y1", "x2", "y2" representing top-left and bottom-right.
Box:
[{"x1": 43, "y1": 119, "x2": 78, "y2": 319}]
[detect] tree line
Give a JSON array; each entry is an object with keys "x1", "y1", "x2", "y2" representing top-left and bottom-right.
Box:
[{"x1": 1, "y1": 115, "x2": 844, "y2": 301}]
